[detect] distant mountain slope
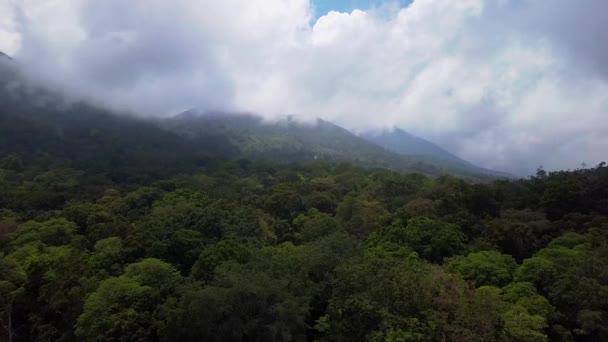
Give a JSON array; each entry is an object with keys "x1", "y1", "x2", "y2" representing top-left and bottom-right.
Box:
[
  {"x1": 162, "y1": 111, "x2": 506, "y2": 180},
  {"x1": 0, "y1": 51, "x2": 11, "y2": 61},
  {"x1": 361, "y1": 128, "x2": 471, "y2": 165},
  {"x1": 361, "y1": 128, "x2": 511, "y2": 178},
  {"x1": 0, "y1": 56, "x2": 214, "y2": 182},
  {"x1": 162, "y1": 111, "x2": 440, "y2": 175}
]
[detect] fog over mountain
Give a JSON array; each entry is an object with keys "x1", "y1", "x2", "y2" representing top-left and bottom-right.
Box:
[{"x1": 1, "y1": 0, "x2": 607, "y2": 175}]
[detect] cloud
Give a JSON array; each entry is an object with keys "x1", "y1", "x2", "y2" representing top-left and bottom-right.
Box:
[
  {"x1": 0, "y1": 1, "x2": 20, "y2": 55},
  {"x1": 1, "y1": 0, "x2": 607, "y2": 175}
]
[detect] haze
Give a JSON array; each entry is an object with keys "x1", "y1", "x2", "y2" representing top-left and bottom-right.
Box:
[{"x1": 1, "y1": 0, "x2": 606, "y2": 175}]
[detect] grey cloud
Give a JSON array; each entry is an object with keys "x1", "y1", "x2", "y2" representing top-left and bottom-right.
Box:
[
  {"x1": 395, "y1": 0, "x2": 608, "y2": 175},
  {"x1": 478, "y1": 0, "x2": 608, "y2": 80},
  {"x1": 75, "y1": 1, "x2": 210, "y2": 85},
  {"x1": 15, "y1": 0, "x2": 234, "y2": 114},
  {"x1": 521, "y1": 1, "x2": 608, "y2": 80}
]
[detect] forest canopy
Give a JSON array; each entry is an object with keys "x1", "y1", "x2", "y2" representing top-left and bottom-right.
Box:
[{"x1": 1, "y1": 150, "x2": 607, "y2": 341}]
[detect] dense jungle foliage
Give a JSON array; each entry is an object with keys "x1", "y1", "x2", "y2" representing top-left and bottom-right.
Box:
[{"x1": 1, "y1": 147, "x2": 607, "y2": 341}]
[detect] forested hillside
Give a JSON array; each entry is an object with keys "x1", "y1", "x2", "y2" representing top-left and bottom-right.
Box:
[
  {"x1": 1, "y1": 143, "x2": 607, "y2": 340},
  {"x1": 362, "y1": 128, "x2": 472, "y2": 165},
  {"x1": 1, "y1": 56, "x2": 507, "y2": 182},
  {"x1": 161, "y1": 111, "x2": 505, "y2": 180},
  {"x1": 0, "y1": 56, "x2": 208, "y2": 183},
  {"x1": 361, "y1": 128, "x2": 512, "y2": 178}
]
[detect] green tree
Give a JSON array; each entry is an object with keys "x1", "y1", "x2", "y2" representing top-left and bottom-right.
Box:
[
  {"x1": 191, "y1": 239, "x2": 252, "y2": 282},
  {"x1": 447, "y1": 250, "x2": 517, "y2": 287},
  {"x1": 76, "y1": 258, "x2": 181, "y2": 341},
  {"x1": 402, "y1": 217, "x2": 465, "y2": 263},
  {"x1": 292, "y1": 209, "x2": 339, "y2": 243},
  {"x1": 89, "y1": 237, "x2": 126, "y2": 277},
  {"x1": 336, "y1": 196, "x2": 390, "y2": 239},
  {"x1": 502, "y1": 305, "x2": 548, "y2": 342},
  {"x1": 514, "y1": 228, "x2": 608, "y2": 340}
]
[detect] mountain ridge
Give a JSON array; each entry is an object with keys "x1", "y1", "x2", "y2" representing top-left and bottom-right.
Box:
[
  {"x1": 162, "y1": 110, "x2": 509, "y2": 180},
  {"x1": 0, "y1": 50, "x2": 12, "y2": 60},
  {"x1": 361, "y1": 127, "x2": 472, "y2": 165},
  {"x1": 0, "y1": 58, "x2": 509, "y2": 181},
  {"x1": 361, "y1": 127, "x2": 512, "y2": 178}
]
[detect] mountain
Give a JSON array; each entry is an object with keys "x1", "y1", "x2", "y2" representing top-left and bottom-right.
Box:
[
  {"x1": 0, "y1": 56, "x2": 213, "y2": 182},
  {"x1": 1, "y1": 54, "x2": 506, "y2": 181},
  {"x1": 361, "y1": 128, "x2": 471, "y2": 165},
  {"x1": 361, "y1": 128, "x2": 512, "y2": 178},
  {"x1": 0, "y1": 51, "x2": 11, "y2": 61},
  {"x1": 161, "y1": 110, "x2": 506, "y2": 180},
  {"x1": 161, "y1": 111, "x2": 435, "y2": 174}
]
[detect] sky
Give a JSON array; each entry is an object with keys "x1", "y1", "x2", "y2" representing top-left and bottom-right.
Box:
[
  {"x1": 0, "y1": 0, "x2": 607, "y2": 175},
  {"x1": 312, "y1": 0, "x2": 412, "y2": 18}
]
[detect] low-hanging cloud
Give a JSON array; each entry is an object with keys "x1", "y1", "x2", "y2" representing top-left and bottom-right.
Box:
[{"x1": 0, "y1": 0, "x2": 607, "y2": 175}]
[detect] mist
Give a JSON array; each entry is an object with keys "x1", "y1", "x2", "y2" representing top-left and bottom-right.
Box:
[{"x1": 1, "y1": 0, "x2": 607, "y2": 175}]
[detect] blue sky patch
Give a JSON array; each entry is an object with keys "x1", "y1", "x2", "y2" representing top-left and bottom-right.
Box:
[{"x1": 312, "y1": 0, "x2": 412, "y2": 18}]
